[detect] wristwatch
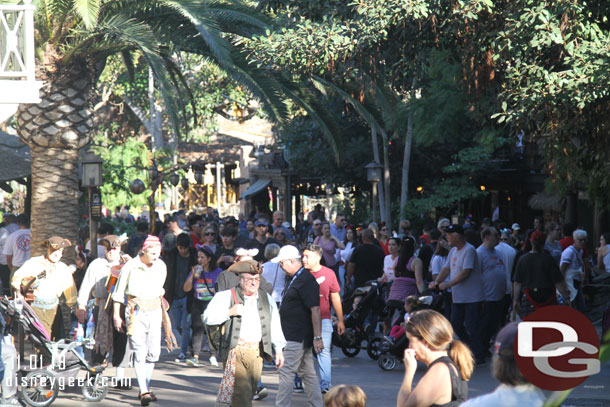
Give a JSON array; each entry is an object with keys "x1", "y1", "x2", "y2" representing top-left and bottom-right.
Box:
[{"x1": 313, "y1": 336, "x2": 323, "y2": 341}]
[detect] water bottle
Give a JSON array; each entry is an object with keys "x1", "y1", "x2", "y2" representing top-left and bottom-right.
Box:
[{"x1": 74, "y1": 323, "x2": 84, "y2": 342}]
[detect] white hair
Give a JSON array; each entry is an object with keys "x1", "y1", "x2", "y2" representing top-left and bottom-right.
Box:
[{"x1": 572, "y1": 229, "x2": 587, "y2": 240}]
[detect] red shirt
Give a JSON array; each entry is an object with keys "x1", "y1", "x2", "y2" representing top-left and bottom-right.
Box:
[
  {"x1": 309, "y1": 266, "x2": 340, "y2": 320},
  {"x1": 190, "y1": 233, "x2": 202, "y2": 247}
]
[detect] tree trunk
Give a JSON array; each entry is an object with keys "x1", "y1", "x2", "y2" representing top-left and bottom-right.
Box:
[
  {"x1": 29, "y1": 146, "x2": 80, "y2": 262},
  {"x1": 381, "y1": 129, "x2": 391, "y2": 228},
  {"x1": 400, "y1": 111, "x2": 413, "y2": 220},
  {"x1": 149, "y1": 68, "x2": 164, "y2": 151},
  {"x1": 370, "y1": 127, "x2": 386, "y2": 223},
  {"x1": 16, "y1": 60, "x2": 98, "y2": 264}
]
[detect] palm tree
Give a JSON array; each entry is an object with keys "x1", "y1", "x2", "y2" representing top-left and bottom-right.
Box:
[{"x1": 14, "y1": 0, "x2": 341, "y2": 259}]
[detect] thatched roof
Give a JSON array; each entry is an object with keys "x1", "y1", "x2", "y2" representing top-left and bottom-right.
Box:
[
  {"x1": 528, "y1": 192, "x2": 564, "y2": 211},
  {"x1": 0, "y1": 131, "x2": 30, "y2": 182}
]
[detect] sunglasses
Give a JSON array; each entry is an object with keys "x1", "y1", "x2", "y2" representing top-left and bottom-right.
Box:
[
  {"x1": 313, "y1": 223, "x2": 321, "y2": 226},
  {"x1": 205, "y1": 232, "x2": 216, "y2": 236}
]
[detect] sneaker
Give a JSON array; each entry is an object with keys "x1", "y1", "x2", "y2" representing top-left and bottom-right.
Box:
[
  {"x1": 293, "y1": 383, "x2": 304, "y2": 393},
  {"x1": 209, "y1": 356, "x2": 219, "y2": 367},
  {"x1": 186, "y1": 357, "x2": 200, "y2": 367},
  {"x1": 321, "y1": 388, "x2": 330, "y2": 394},
  {"x1": 253, "y1": 386, "x2": 268, "y2": 401},
  {"x1": 175, "y1": 352, "x2": 186, "y2": 363}
]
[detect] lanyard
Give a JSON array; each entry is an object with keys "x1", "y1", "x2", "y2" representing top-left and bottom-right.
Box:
[{"x1": 281, "y1": 267, "x2": 304, "y2": 301}]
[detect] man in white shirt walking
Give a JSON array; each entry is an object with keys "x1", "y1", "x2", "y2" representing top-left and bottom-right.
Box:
[{"x1": 3, "y1": 214, "x2": 31, "y2": 273}]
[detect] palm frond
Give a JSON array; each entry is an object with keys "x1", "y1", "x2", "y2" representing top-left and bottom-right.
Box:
[
  {"x1": 73, "y1": 0, "x2": 100, "y2": 30},
  {"x1": 206, "y1": 1, "x2": 270, "y2": 33},
  {"x1": 160, "y1": 0, "x2": 233, "y2": 64},
  {"x1": 280, "y1": 79, "x2": 344, "y2": 165},
  {"x1": 312, "y1": 75, "x2": 383, "y2": 135}
]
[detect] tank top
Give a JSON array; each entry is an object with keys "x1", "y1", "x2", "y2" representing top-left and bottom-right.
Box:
[
  {"x1": 428, "y1": 356, "x2": 468, "y2": 407},
  {"x1": 404, "y1": 256, "x2": 416, "y2": 279}
]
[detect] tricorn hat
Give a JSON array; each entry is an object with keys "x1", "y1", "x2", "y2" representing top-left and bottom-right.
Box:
[
  {"x1": 99, "y1": 234, "x2": 127, "y2": 249},
  {"x1": 42, "y1": 236, "x2": 71, "y2": 251},
  {"x1": 227, "y1": 259, "x2": 261, "y2": 275}
]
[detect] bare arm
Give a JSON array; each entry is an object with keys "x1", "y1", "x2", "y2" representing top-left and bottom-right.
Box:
[
  {"x1": 346, "y1": 262, "x2": 355, "y2": 286},
  {"x1": 311, "y1": 305, "x2": 324, "y2": 354},
  {"x1": 555, "y1": 280, "x2": 571, "y2": 306},
  {"x1": 430, "y1": 265, "x2": 450, "y2": 288},
  {"x1": 441, "y1": 268, "x2": 472, "y2": 290},
  {"x1": 512, "y1": 281, "x2": 522, "y2": 309},
  {"x1": 560, "y1": 262, "x2": 568, "y2": 277},
  {"x1": 183, "y1": 269, "x2": 195, "y2": 293},
  {"x1": 6, "y1": 255, "x2": 13, "y2": 272},
  {"x1": 332, "y1": 235, "x2": 345, "y2": 250},
  {"x1": 330, "y1": 292, "x2": 344, "y2": 335},
  {"x1": 412, "y1": 258, "x2": 425, "y2": 294},
  {"x1": 113, "y1": 301, "x2": 124, "y2": 332}
]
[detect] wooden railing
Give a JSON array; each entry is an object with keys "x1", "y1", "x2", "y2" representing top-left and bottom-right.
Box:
[{"x1": 0, "y1": 0, "x2": 41, "y2": 104}]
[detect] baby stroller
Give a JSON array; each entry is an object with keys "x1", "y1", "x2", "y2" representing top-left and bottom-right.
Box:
[
  {"x1": 376, "y1": 290, "x2": 444, "y2": 371},
  {"x1": 0, "y1": 297, "x2": 108, "y2": 407},
  {"x1": 332, "y1": 280, "x2": 388, "y2": 358}
]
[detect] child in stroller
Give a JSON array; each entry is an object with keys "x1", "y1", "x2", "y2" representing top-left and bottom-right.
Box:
[
  {"x1": 0, "y1": 297, "x2": 109, "y2": 407},
  {"x1": 377, "y1": 290, "x2": 443, "y2": 370},
  {"x1": 332, "y1": 280, "x2": 387, "y2": 358}
]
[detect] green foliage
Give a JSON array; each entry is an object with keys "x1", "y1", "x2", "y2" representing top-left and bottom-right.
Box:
[
  {"x1": 91, "y1": 137, "x2": 150, "y2": 211},
  {"x1": 333, "y1": 195, "x2": 371, "y2": 227}
]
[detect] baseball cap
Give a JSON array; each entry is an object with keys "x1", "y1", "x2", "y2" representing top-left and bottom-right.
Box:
[
  {"x1": 271, "y1": 245, "x2": 301, "y2": 263},
  {"x1": 446, "y1": 224, "x2": 464, "y2": 235},
  {"x1": 255, "y1": 218, "x2": 268, "y2": 226},
  {"x1": 512, "y1": 223, "x2": 520, "y2": 231},
  {"x1": 494, "y1": 322, "x2": 518, "y2": 356}
]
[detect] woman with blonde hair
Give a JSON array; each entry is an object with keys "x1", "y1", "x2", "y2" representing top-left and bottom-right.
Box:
[
  {"x1": 397, "y1": 309, "x2": 473, "y2": 407},
  {"x1": 324, "y1": 384, "x2": 366, "y2": 407}
]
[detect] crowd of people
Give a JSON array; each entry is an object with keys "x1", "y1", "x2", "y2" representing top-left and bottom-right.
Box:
[{"x1": 0, "y1": 205, "x2": 606, "y2": 406}]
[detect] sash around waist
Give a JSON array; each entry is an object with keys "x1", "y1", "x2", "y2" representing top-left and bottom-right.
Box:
[{"x1": 32, "y1": 297, "x2": 59, "y2": 309}]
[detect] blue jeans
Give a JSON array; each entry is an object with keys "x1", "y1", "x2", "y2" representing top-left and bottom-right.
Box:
[
  {"x1": 451, "y1": 301, "x2": 484, "y2": 361},
  {"x1": 169, "y1": 297, "x2": 190, "y2": 355},
  {"x1": 316, "y1": 319, "x2": 333, "y2": 390}
]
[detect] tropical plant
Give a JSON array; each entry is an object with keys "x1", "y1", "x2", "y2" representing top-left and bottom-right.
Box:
[{"x1": 9, "y1": 0, "x2": 340, "y2": 260}]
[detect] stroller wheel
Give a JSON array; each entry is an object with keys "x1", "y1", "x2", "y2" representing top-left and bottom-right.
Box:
[
  {"x1": 378, "y1": 354, "x2": 397, "y2": 371},
  {"x1": 82, "y1": 373, "x2": 109, "y2": 402},
  {"x1": 341, "y1": 344, "x2": 361, "y2": 358},
  {"x1": 20, "y1": 369, "x2": 59, "y2": 407},
  {"x1": 366, "y1": 337, "x2": 382, "y2": 360}
]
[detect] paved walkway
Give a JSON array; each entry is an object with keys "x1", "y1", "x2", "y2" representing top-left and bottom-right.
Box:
[{"x1": 13, "y1": 347, "x2": 610, "y2": 406}]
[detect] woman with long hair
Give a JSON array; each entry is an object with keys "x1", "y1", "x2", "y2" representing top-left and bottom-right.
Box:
[
  {"x1": 397, "y1": 309, "x2": 473, "y2": 407},
  {"x1": 272, "y1": 228, "x2": 289, "y2": 247},
  {"x1": 384, "y1": 237, "x2": 425, "y2": 333},
  {"x1": 379, "y1": 237, "x2": 400, "y2": 283},
  {"x1": 339, "y1": 227, "x2": 358, "y2": 291},
  {"x1": 596, "y1": 232, "x2": 610, "y2": 273},
  {"x1": 314, "y1": 222, "x2": 345, "y2": 280},
  {"x1": 378, "y1": 222, "x2": 391, "y2": 255},
  {"x1": 201, "y1": 225, "x2": 218, "y2": 254},
  {"x1": 183, "y1": 245, "x2": 223, "y2": 367}
]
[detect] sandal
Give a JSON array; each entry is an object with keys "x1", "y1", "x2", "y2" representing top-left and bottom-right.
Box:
[{"x1": 140, "y1": 392, "x2": 152, "y2": 406}]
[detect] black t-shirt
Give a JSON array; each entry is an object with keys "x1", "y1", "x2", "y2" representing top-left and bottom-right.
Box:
[
  {"x1": 350, "y1": 243, "x2": 385, "y2": 288},
  {"x1": 513, "y1": 252, "x2": 564, "y2": 302},
  {"x1": 279, "y1": 268, "x2": 320, "y2": 347},
  {"x1": 214, "y1": 246, "x2": 236, "y2": 270},
  {"x1": 246, "y1": 237, "x2": 279, "y2": 262}
]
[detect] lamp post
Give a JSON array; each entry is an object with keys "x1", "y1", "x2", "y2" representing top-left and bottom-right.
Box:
[
  {"x1": 81, "y1": 151, "x2": 103, "y2": 258},
  {"x1": 365, "y1": 161, "x2": 383, "y2": 222}
]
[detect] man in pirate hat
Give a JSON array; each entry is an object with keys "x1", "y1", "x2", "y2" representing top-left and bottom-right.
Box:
[
  {"x1": 11, "y1": 236, "x2": 77, "y2": 338},
  {"x1": 203, "y1": 257, "x2": 285, "y2": 407}
]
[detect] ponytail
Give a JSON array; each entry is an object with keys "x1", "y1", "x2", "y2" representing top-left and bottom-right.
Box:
[{"x1": 448, "y1": 339, "x2": 474, "y2": 381}]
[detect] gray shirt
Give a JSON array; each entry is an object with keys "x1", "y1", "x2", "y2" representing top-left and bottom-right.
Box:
[
  {"x1": 448, "y1": 242, "x2": 484, "y2": 303},
  {"x1": 476, "y1": 246, "x2": 507, "y2": 301}
]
